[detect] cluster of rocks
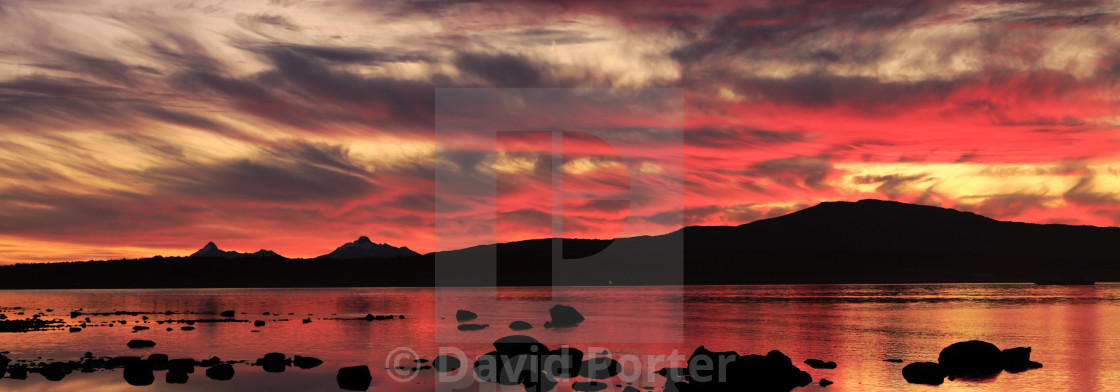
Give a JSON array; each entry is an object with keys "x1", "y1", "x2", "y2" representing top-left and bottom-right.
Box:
[
  {"x1": 470, "y1": 334, "x2": 621, "y2": 391},
  {"x1": 253, "y1": 353, "x2": 323, "y2": 372},
  {"x1": 658, "y1": 346, "x2": 816, "y2": 392},
  {"x1": 0, "y1": 350, "x2": 240, "y2": 385},
  {"x1": 902, "y1": 340, "x2": 1043, "y2": 385},
  {"x1": 455, "y1": 304, "x2": 585, "y2": 332}
]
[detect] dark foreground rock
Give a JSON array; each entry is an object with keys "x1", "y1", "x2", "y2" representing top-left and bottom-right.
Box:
[
  {"x1": 493, "y1": 335, "x2": 550, "y2": 356},
  {"x1": 804, "y1": 359, "x2": 836, "y2": 369},
  {"x1": 579, "y1": 357, "x2": 622, "y2": 379},
  {"x1": 166, "y1": 371, "x2": 189, "y2": 384},
  {"x1": 902, "y1": 362, "x2": 946, "y2": 385},
  {"x1": 432, "y1": 355, "x2": 462, "y2": 372},
  {"x1": 655, "y1": 346, "x2": 812, "y2": 391},
  {"x1": 257, "y1": 352, "x2": 288, "y2": 373},
  {"x1": 456, "y1": 310, "x2": 478, "y2": 322},
  {"x1": 126, "y1": 339, "x2": 156, "y2": 349},
  {"x1": 543, "y1": 305, "x2": 584, "y2": 328},
  {"x1": 1001, "y1": 347, "x2": 1043, "y2": 372},
  {"x1": 509, "y1": 320, "x2": 533, "y2": 331},
  {"x1": 206, "y1": 364, "x2": 235, "y2": 381},
  {"x1": 938, "y1": 340, "x2": 1003, "y2": 379},
  {"x1": 123, "y1": 362, "x2": 155, "y2": 386},
  {"x1": 293, "y1": 355, "x2": 323, "y2": 369},
  {"x1": 458, "y1": 323, "x2": 489, "y2": 331},
  {"x1": 545, "y1": 347, "x2": 583, "y2": 378},
  {"x1": 337, "y1": 365, "x2": 372, "y2": 391}
]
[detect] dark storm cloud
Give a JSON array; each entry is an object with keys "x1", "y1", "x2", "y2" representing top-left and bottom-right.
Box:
[
  {"x1": 453, "y1": 52, "x2": 546, "y2": 87},
  {"x1": 149, "y1": 157, "x2": 377, "y2": 203},
  {"x1": 748, "y1": 155, "x2": 834, "y2": 189}
]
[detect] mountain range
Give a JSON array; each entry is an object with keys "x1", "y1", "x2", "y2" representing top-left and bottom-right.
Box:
[
  {"x1": 186, "y1": 236, "x2": 417, "y2": 260},
  {"x1": 2, "y1": 199, "x2": 1118, "y2": 288}
]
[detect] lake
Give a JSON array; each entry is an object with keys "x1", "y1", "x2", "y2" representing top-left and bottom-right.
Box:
[{"x1": 0, "y1": 284, "x2": 1114, "y2": 391}]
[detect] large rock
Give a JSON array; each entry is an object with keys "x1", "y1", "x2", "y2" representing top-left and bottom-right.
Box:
[
  {"x1": 544, "y1": 347, "x2": 583, "y2": 378},
  {"x1": 458, "y1": 323, "x2": 489, "y2": 331},
  {"x1": 493, "y1": 335, "x2": 550, "y2": 357},
  {"x1": 220, "y1": 310, "x2": 236, "y2": 317},
  {"x1": 804, "y1": 359, "x2": 837, "y2": 369},
  {"x1": 337, "y1": 365, "x2": 372, "y2": 391},
  {"x1": 0, "y1": 353, "x2": 9, "y2": 378},
  {"x1": 1000, "y1": 347, "x2": 1043, "y2": 372},
  {"x1": 579, "y1": 357, "x2": 622, "y2": 379},
  {"x1": 902, "y1": 362, "x2": 946, "y2": 385},
  {"x1": 206, "y1": 364, "x2": 235, "y2": 381},
  {"x1": 455, "y1": 310, "x2": 478, "y2": 322},
  {"x1": 522, "y1": 371, "x2": 558, "y2": 392},
  {"x1": 474, "y1": 351, "x2": 534, "y2": 385},
  {"x1": 257, "y1": 352, "x2": 288, "y2": 373},
  {"x1": 123, "y1": 362, "x2": 155, "y2": 386},
  {"x1": 293, "y1": 355, "x2": 323, "y2": 369},
  {"x1": 127, "y1": 339, "x2": 156, "y2": 349},
  {"x1": 659, "y1": 347, "x2": 811, "y2": 391},
  {"x1": 432, "y1": 355, "x2": 462, "y2": 372},
  {"x1": 509, "y1": 321, "x2": 533, "y2": 331},
  {"x1": 167, "y1": 358, "x2": 195, "y2": 374},
  {"x1": 40, "y1": 363, "x2": 68, "y2": 381},
  {"x1": 166, "y1": 371, "x2": 189, "y2": 384},
  {"x1": 148, "y1": 354, "x2": 169, "y2": 370},
  {"x1": 543, "y1": 305, "x2": 584, "y2": 328},
  {"x1": 938, "y1": 340, "x2": 1003, "y2": 379}
]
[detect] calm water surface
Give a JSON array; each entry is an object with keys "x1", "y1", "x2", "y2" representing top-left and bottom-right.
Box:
[{"x1": 0, "y1": 284, "x2": 1115, "y2": 391}]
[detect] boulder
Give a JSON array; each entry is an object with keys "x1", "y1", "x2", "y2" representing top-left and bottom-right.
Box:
[
  {"x1": 509, "y1": 321, "x2": 533, "y2": 331},
  {"x1": 458, "y1": 323, "x2": 489, "y2": 331},
  {"x1": 168, "y1": 358, "x2": 195, "y2": 374},
  {"x1": 336, "y1": 365, "x2": 372, "y2": 391},
  {"x1": 206, "y1": 364, "x2": 235, "y2": 381},
  {"x1": 522, "y1": 371, "x2": 558, "y2": 392},
  {"x1": 293, "y1": 355, "x2": 323, "y2": 369},
  {"x1": 493, "y1": 335, "x2": 550, "y2": 357},
  {"x1": 257, "y1": 352, "x2": 287, "y2": 373},
  {"x1": 254, "y1": 320, "x2": 266, "y2": 327},
  {"x1": 902, "y1": 362, "x2": 946, "y2": 385},
  {"x1": 127, "y1": 339, "x2": 157, "y2": 349},
  {"x1": 456, "y1": 310, "x2": 478, "y2": 322},
  {"x1": 820, "y1": 378, "x2": 834, "y2": 387},
  {"x1": 545, "y1": 347, "x2": 583, "y2": 378},
  {"x1": 804, "y1": 359, "x2": 837, "y2": 369},
  {"x1": 938, "y1": 340, "x2": 1003, "y2": 379},
  {"x1": 220, "y1": 310, "x2": 235, "y2": 317},
  {"x1": 474, "y1": 351, "x2": 530, "y2": 385},
  {"x1": 40, "y1": 362, "x2": 68, "y2": 381},
  {"x1": 123, "y1": 362, "x2": 155, "y2": 386},
  {"x1": 8, "y1": 364, "x2": 28, "y2": 380},
  {"x1": 166, "y1": 371, "x2": 189, "y2": 384},
  {"x1": 1000, "y1": 347, "x2": 1042, "y2": 372},
  {"x1": 432, "y1": 355, "x2": 462, "y2": 372},
  {"x1": 543, "y1": 305, "x2": 584, "y2": 328},
  {"x1": 579, "y1": 357, "x2": 622, "y2": 379},
  {"x1": 572, "y1": 381, "x2": 609, "y2": 391},
  {"x1": 148, "y1": 354, "x2": 169, "y2": 370},
  {"x1": 0, "y1": 353, "x2": 9, "y2": 378},
  {"x1": 660, "y1": 347, "x2": 812, "y2": 391}
]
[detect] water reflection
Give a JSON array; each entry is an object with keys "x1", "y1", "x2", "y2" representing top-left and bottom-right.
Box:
[{"x1": 0, "y1": 284, "x2": 1117, "y2": 391}]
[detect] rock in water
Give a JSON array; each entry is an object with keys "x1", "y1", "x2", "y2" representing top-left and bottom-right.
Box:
[
  {"x1": 123, "y1": 362, "x2": 155, "y2": 386},
  {"x1": 660, "y1": 347, "x2": 811, "y2": 391},
  {"x1": 293, "y1": 355, "x2": 323, "y2": 369},
  {"x1": 166, "y1": 371, "x2": 189, "y2": 384},
  {"x1": 493, "y1": 335, "x2": 550, "y2": 356},
  {"x1": 522, "y1": 371, "x2": 558, "y2": 392},
  {"x1": 545, "y1": 347, "x2": 583, "y2": 378},
  {"x1": 543, "y1": 305, "x2": 584, "y2": 328},
  {"x1": 220, "y1": 310, "x2": 236, "y2": 317},
  {"x1": 432, "y1": 355, "x2": 462, "y2": 372},
  {"x1": 148, "y1": 354, "x2": 169, "y2": 370},
  {"x1": 902, "y1": 362, "x2": 947, "y2": 385},
  {"x1": 579, "y1": 357, "x2": 622, "y2": 379},
  {"x1": 804, "y1": 359, "x2": 837, "y2": 369},
  {"x1": 1000, "y1": 347, "x2": 1042, "y2": 372},
  {"x1": 820, "y1": 378, "x2": 834, "y2": 387},
  {"x1": 572, "y1": 381, "x2": 609, "y2": 391},
  {"x1": 168, "y1": 358, "x2": 195, "y2": 374},
  {"x1": 257, "y1": 352, "x2": 287, "y2": 373},
  {"x1": 509, "y1": 320, "x2": 533, "y2": 331},
  {"x1": 337, "y1": 365, "x2": 372, "y2": 391},
  {"x1": 456, "y1": 310, "x2": 478, "y2": 322},
  {"x1": 938, "y1": 340, "x2": 1003, "y2": 379},
  {"x1": 458, "y1": 323, "x2": 489, "y2": 331},
  {"x1": 40, "y1": 363, "x2": 68, "y2": 381},
  {"x1": 206, "y1": 364, "x2": 235, "y2": 381},
  {"x1": 0, "y1": 353, "x2": 9, "y2": 378},
  {"x1": 127, "y1": 339, "x2": 156, "y2": 349}
]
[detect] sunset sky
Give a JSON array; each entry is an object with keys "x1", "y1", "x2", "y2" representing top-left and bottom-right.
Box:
[{"x1": 1, "y1": 0, "x2": 1119, "y2": 263}]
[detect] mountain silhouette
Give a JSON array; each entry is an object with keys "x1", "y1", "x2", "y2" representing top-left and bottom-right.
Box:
[
  {"x1": 2, "y1": 199, "x2": 1118, "y2": 288},
  {"x1": 316, "y1": 236, "x2": 420, "y2": 259},
  {"x1": 189, "y1": 241, "x2": 283, "y2": 259}
]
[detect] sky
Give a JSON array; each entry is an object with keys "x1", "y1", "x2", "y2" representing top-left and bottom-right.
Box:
[{"x1": 0, "y1": 0, "x2": 1119, "y2": 263}]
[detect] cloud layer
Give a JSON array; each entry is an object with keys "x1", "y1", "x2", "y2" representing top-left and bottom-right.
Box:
[{"x1": 0, "y1": 0, "x2": 1118, "y2": 262}]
